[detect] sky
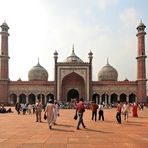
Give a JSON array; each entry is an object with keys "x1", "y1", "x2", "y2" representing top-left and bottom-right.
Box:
[{"x1": 0, "y1": 0, "x2": 148, "y2": 83}]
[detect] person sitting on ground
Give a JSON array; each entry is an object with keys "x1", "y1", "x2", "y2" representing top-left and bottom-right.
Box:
[
  {"x1": 0, "y1": 104, "x2": 7, "y2": 113},
  {"x1": 6, "y1": 108, "x2": 13, "y2": 113}
]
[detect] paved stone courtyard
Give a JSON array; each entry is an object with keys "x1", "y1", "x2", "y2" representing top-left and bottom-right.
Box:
[{"x1": 0, "y1": 107, "x2": 148, "y2": 148}]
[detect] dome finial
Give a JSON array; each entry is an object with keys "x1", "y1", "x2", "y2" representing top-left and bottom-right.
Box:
[
  {"x1": 38, "y1": 57, "x2": 40, "y2": 65},
  {"x1": 72, "y1": 44, "x2": 74, "y2": 53},
  {"x1": 107, "y1": 58, "x2": 109, "y2": 65}
]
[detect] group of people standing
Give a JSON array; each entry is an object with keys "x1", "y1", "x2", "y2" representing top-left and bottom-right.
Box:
[
  {"x1": 75, "y1": 99, "x2": 140, "y2": 130},
  {"x1": 116, "y1": 101, "x2": 138, "y2": 124},
  {"x1": 90, "y1": 101, "x2": 104, "y2": 122}
]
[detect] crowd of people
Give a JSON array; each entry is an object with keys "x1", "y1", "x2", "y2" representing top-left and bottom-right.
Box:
[{"x1": 0, "y1": 99, "x2": 145, "y2": 130}]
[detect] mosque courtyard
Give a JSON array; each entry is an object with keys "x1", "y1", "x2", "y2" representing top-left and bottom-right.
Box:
[{"x1": 0, "y1": 107, "x2": 148, "y2": 148}]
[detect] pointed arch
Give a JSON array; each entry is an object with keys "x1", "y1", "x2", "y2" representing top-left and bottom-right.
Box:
[
  {"x1": 67, "y1": 89, "x2": 79, "y2": 102},
  {"x1": 28, "y1": 94, "x2": 35, "y2": 104},
  {"x1": 120, "y1": 93, "x2": 126, "y2": 102},
  {"x1": 111, "y1": 93, "x2": 118, "y2": 104},
  {"x1": 62, "y1": 72, "x2": 85, "y2": 102},
  {"x1": 129, "y1": 93, "x2": 136, "y2": 103},
  {"x1": 19, "y1": 94, "x2": 26, "y2": 104},
  {"x1": 10, "y1": 94, "x2": 17, "y2": 105},
  {"x1": 92, "y1": 93, "x2": 100, "y2": 104}
]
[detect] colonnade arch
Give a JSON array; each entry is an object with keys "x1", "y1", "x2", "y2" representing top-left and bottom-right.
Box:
[
  {"x1": 47, "y1": 94, "x2": 54, "y2": 103},
  {"x1": 111, "y1": 93, "x2": 117, "y2": 104},
  {"x1": 28, "y1": 94, "x2": 35, "y2": 104},
  {"x1": 9, "y1": 93, "x2": 55, "y2": 105},
  {"x1": 9, "y1": 94, "x2": 17, "y2": 105},
  {"x1": 120, "y1": 93, "x2": 127, "y2": 102},
  {"x1": 92, "y1": 92, "x2": 137, "y2": 104},
  {"x1": 19, "y1": 94, "x2": 26, "y2": 104},
  {"x1": 92, "y1": 93, "x2": 100, "y2": 103},
  {"x1": 129, "y1": 93, "x2": 136, "y2": 103}
]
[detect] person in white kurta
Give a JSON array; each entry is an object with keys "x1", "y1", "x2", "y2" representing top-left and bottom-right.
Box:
[
  {"x1": 45, "y1": 100, "x2": 55, "y2": 129},
  {"x1": 53, "y1": 102, "x2": 60, "y2": 124}
]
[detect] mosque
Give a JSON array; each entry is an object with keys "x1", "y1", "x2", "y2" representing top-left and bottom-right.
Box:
[{"x1": 0, "y1": 21, "x2": 147, "y2": 105}]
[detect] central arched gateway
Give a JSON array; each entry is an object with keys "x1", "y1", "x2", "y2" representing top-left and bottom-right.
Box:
[
  {"x1": 61, "y1": 72, "x2": 85, "y2": 102},
  {"x1": 67, "y1": 89, "x2": 79, "y2": 102}
]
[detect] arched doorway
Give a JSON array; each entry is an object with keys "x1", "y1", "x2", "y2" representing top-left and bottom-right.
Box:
[
  {"x1": 37, "y1": 94, "x2": 45, "y2": 105},
  {"x1": 120, "y1": 93, "x2": 126, "y2": 102},
  {"x1": 19, "y1": 94, "x2": 26, "y2": 104},
  {"x1": 111, "y1": 93, "x2": 117, "y2": 104},
  {"x1": 28, "y1": 94, "x2": 35, "y2": 104},
  {"x1": 129, "y1": 93, "x2": 136, "y2": 103},
  {"x1": 67, "y1": 89, "x2": 79, "y2": 102},
  {"x1": 47, "y1": 94, "x2": 54, "y2": 103},
  {"x1": 10, "y1": 94, "x2": 17, "y2": 105},
  {"x1": 62, "y1": 72, "x2": 85, "y2": 102},
  {"x1": 92, "y1": 93, "x2": 100, "y2": 104}
]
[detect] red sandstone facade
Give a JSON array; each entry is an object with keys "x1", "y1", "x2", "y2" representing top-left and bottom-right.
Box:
[{"x1": 0, "y1": 21, "x2": 147, "y2": 105}]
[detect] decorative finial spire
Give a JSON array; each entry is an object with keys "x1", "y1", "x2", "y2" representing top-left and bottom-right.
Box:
[
  {"x1": 107, "y1": 57, "x2": 109, "y2": 65},
  {"x1": 72, "y1": 44, "x2": 74, "y2": 53},
  {"x1": 37, "y1": 57, "x2": 39, "y2": 64}
]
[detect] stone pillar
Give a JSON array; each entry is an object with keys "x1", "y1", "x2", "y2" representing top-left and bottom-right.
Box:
[
  {"x1": 108, "y1": 95, "x2": 111, "y2": 104},
  {"x1": 40, "y1": 94, "x2": 43, "y2": 104},
  {"x1": 100, "y1": 96, "x2": 102, "y2": 104},
  {"x1": 35, "y1": 95, "x2": 37, "y2": 103},
  {"x1": 17, "y1": 96, "x2": 19, "y2": 103},
  {"x1": 96, "y1": 96, "x2": 98, "y2": 105},
  {"x1": 126, "y1": 95, "x2": 129, "y2": 103},
  {"x1": 26, "y1": 96, "x2": 29, "y2": 104},
  {"x1": 105, "y1": 94, "x2": 107, "y2": 105},
  {"x1": 117, "y1": 95, "x2": 120, "y2": 101},
  {"x1": 45, "y1": 96, "x2": 47, "y2": 105}
]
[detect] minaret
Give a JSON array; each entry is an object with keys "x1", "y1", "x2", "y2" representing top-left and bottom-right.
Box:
[
  {"x1": 136, "y1": 20, "x2": 147, "y2": 103},
  {"x1": 88, "y1": 50, "x2": 93, "y2": 101},
  {"x1": 0, "y1": 21, "x2": 10, "y2": 104},
  {"x1": 53, "y1": 50, "x2": 58, "y2": 101}
]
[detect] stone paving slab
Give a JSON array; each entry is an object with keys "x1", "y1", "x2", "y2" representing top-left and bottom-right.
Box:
[{"x1": 0, "y1": 107, "x2": 148, "y2": 148}]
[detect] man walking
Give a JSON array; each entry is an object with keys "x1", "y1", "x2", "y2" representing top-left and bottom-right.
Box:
[
  {"x1": 35, "y1": 99, "x2": 42, "y2": 122},
  {"x1": 76, "y1": 98, "x2": 86, "y2": 130},
  {"x1": 116, "y1": 101, "x2": 122, "y2": 124}
]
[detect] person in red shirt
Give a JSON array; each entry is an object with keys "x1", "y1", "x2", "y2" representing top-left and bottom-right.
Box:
[
  {"x1": 76, "y1": 98, "x2": 86, "y2": 130},
  {"x1": 90, "y1": 101, "x2": 98, "y2": 121}
]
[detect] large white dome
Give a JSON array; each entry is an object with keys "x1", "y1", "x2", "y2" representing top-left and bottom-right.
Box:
[
  {"x1": 28, "y1": 62, "x2": 48, "y2": 81},
  {"x1": 98, "y1": 61, "x2": 118, "y2": 81}
]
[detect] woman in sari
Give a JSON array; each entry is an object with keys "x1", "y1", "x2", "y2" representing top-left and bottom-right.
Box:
[{"x1": 132, "y1": 102, "x2": 138, "y2": 117}]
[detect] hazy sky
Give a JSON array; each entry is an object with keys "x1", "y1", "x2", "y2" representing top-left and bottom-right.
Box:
[{"x1": 0, "y1": 0, "x2": 148, "y2": 82}]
